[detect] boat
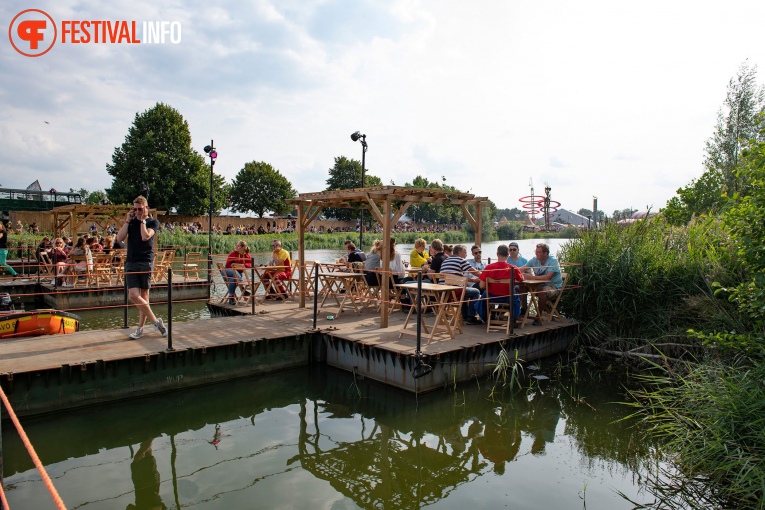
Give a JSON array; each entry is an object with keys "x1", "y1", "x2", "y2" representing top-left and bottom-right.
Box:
[{"x1": 0, "y1": 293, "x2": 80, "y2": 339}]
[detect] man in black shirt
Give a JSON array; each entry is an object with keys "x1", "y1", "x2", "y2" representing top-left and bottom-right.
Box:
[{"x1": 116, "y1": 195, "x2": 166, "y2": 339}]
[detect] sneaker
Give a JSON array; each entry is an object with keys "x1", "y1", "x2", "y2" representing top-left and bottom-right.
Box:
[
  {"x1": 154, "y1": 318, "x2": 167, "y2": 337},
  {"x1": 228, "y1": 298, "x2": 237, "y2": 305},
  {"x1": 128, "y1": 327, "x2": 144, "y2": 339},
  {"x1": 464, "y1": 316, "x2": 485, "y2": 325},
  {"x1": 243, "y1": 290, "x2": 252, "y2": 297}
]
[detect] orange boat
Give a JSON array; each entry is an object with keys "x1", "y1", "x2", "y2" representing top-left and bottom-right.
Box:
[
  {"x1": 0, "y1": 293, "x2": 80, "y2": 339},
  {"x1": 0, "y1": 310, "x2": 80, "y2": 339}
]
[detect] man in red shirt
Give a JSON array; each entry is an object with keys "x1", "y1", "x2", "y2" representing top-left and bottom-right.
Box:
[{"x1": 476, "y1": 244, "x2": 524, "y2": 322}]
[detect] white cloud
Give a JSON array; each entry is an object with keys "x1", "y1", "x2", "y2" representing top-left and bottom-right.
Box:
[{"x1": 1, "y1": 0, "x2": 764, "y2": 215}]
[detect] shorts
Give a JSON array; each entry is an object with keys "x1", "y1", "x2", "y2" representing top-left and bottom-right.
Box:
[
  {"x1": 125, "y1": 261, "x2": 153, "y2": 290},
  {"x1": 539, "y1": 282, "x2": 560, "y2": 299}
]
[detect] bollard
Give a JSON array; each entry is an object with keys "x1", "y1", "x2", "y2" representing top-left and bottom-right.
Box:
[{"x1": 167, "y1": 267, "x2": 173, "y2": 350}]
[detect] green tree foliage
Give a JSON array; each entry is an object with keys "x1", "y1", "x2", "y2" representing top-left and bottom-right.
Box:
[
  {"x1": 664, "y1": 62, "x2": 764, "y2": 225},
  {"x1": 402, "y1": 175, "x2": 469, "y2": 225},
  {"x1": 84, "y1": 190, "x2": 108, "y2": 205},
  {"x1": 323, "y1": 156, "x2": 382, "y2": 220},
  {"x1": 228, "y1": 161, "x2": 297, "y2": 218},
  {"x1": 495, "y1": 207, "x2": 526, "y2": 221},
  {"x1": 106, "y1": 102, "x2": 226, "y2": 215}
]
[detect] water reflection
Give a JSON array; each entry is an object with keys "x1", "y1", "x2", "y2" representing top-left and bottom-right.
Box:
[{"x1": 3, "y1": 364, "x2": 648, "y2": 509}]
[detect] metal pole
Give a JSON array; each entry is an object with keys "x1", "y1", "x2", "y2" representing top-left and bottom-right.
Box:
[
  {"x1": 250, "y1": 267, "x2": 256, "y2": 315},
  {"x1": 359, "y1": 139, "x2": 366, "y2": 250},
  {"x1": 167, "y1": 267, "x2": 173, "y2": 350},
  {"x1": 415, "y1": 270, "x2": 423, "y2": 351},
  {"x1": 208, "y1": 139, "x2": 214, "y2": 297},
  {"x1": 312, "y1": 262, "x2": 319, "y2": 330},
  {"x1": 123, "y1": 273, "x2": 129, "y2": 329}
]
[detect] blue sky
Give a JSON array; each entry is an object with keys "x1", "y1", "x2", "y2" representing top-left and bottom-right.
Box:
[{"x1": 2, "y1": 0, "x2": 764, "y2": 215}]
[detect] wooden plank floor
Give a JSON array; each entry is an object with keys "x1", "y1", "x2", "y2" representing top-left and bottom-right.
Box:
[{"x1": 0, "y1": 298, "x2": 573, "y2": 375}]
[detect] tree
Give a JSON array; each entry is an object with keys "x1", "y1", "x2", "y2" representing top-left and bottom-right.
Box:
[
  {"x1": 666, "y1": 63, "x2": 765, "y2": 225},
  {"x1": 85, "y1": 190, "x2": 108, "y2": 205},
  {"x1": 106, "y1": 102, "x2": 226, "y2": 215},
  {"x1": 705, "y1": 61, "x2": 765, "y2": 196},
  {"x1": 228, "y1": 161, "x2": 297, "y2": 218},
  {"x1": 496, "y1": 207, "x2": 526, "y2": 222},
  {"x1": 323, "y1": 156, "x2": 382, "y2": 220}
]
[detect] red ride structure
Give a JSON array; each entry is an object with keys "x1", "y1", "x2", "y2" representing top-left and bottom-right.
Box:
[{"x1": 518, "y1": 181, "x2": 560, "y2": 231}]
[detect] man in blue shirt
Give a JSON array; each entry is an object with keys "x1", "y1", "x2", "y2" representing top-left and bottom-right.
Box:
[{"x1": 522, "y1": 242, "x2": 562, "y2": 313}]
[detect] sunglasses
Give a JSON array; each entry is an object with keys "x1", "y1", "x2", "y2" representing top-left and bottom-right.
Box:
[
  {"x1": 509, "y1": 248, "x2": 518, "y2": 252},
  {"x1": 473, "y1": 250, "x2": 481, "y2": 255}
]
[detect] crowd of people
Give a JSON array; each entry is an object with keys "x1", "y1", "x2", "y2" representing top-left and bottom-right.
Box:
[
  {"x1": 337, "y1": 238, "x2": 563, "y2": 325},
  {"x1": 31, "y1": 231, "x2": 126, "y2": 287}
]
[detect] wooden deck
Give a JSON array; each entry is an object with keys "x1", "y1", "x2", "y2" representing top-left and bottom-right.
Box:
[
  {"x1": 0, "y1": 298, "x2": 572, "y2": 375},
  {"x1": 0, "y1": 298, "x2": 577, "y2": 415}
]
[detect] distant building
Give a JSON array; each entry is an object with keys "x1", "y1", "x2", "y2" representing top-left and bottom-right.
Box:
[{"x1": 548, "y1": 209, "x2": 593, "y2": 228}]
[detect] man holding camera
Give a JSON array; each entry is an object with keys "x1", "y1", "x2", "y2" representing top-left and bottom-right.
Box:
[{"x1": 116, "y1": 195, "x2": 167, "y2": 339}]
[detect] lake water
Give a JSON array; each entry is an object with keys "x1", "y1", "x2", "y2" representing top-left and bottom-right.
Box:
[
  {"x1": 2, "y1": 363, "x2": 652, "y2": 509},
  {"x1": 3, "y1": 237, "x2": 654, "y2": 509}
]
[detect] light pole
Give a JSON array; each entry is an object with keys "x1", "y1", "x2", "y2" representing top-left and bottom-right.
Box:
[
  {"x1": 350, "y1": 131, "x2": 367, "y2": 249},
  {"x1": 204, "y1": 142, "x2": 217, "y2": 289}
]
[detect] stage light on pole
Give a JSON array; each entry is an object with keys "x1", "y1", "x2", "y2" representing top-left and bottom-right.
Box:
[
  {"x1": 204, "y1": 142, "x2": 217, "y2": 292},
  {"x1": 350, "y1": 131, "x2": 367, "y2": 248}
]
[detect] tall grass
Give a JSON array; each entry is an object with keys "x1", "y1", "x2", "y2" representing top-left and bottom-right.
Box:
[
  {"x1": 558, "y1": 217, "x2": 740, "y2": 349},
  {"x1": 623, "y1": 359, "x2": 765, "y2": 509}
]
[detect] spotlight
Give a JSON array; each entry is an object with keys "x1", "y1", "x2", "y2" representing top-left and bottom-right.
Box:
[{"x1": 350, "y1": 131, "x2": 361, "y2": 142}]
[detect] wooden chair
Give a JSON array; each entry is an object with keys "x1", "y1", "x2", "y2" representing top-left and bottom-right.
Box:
[
  {"x1": 439, "y1": 273, "x2": 468, "y2": 339},
  {"x1": 183, "y1": 252, "x2": 202, "y2": 281},
  {"x1": 69, "y1": 255, "x2": 96, "y2": 287},
  {"x1": 152, "y1": 250, "x2": 175, "y2": 283},
  {"x1": 92, "y1": 253, "x2": 114, "y2": 286},
  {"x1": 231, "y1": 263, "x2": 259, "y2": 305},
  {"x1": 544, "y1": 272, "x2": 569, "y2": 322},
  {"x1": 37, "y1": 252, "x2": 55, "y2": 279},
  {"x1": 484, "y1": 278, "x2": 514, "y2": 334}
]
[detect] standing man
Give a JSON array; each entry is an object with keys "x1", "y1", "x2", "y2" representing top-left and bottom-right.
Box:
[{"x1": 116, "y1": 195, "x2": 166, "y2": 339}]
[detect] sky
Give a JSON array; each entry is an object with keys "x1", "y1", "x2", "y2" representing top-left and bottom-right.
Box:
[{"x1": 2, "y1": 0, "x2": 764, "y2": 216}]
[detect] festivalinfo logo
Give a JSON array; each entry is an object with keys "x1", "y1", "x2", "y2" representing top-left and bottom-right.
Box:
[{"x1": 9, "y1": 9, "x2": 182, "y2": 57}]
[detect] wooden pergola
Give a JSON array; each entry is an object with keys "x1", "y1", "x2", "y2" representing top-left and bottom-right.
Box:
[
  {"x1": 286, "y1": 186, "x2": 490, "y2": 328},
  {"x1": 51, "y1": 204, "x2": 163, "y2": 236}
]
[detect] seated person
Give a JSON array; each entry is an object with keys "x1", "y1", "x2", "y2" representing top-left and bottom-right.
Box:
[
  {"x1": 363, "y1": 239, "x2": 383, "y2": 287},
  {"x1": 50, "y1": 238, "x2": 69, "y2": 285},
  {"x1": 345, "y1": 241, "x2": 366, "y2": 267},
  {"x1": 261, "y1": 239, "x2": 291, "y2": 298},
  {"x1": 508, "y1": 241, "x2": 528, "y2": 267},
  {"x1": 438, "y1": 244, "x2": 483, "y2": 324},
  {"x1": 408, "y1": 238, "x2": 429, "y2": 280},
  {"x1": 64, "y1": 238, "x2": 93, "y2": 286},
  {"x1": 475, "y1": 244, "x2": 524, "y2": 322},
  {"x1": 222, "y1": 240, "x2": 253, "y2": 304},
  {"x1": 521, "y1": 242, "x2": 562, "y2": 313},
  {"x1": 421, "y1": 239, "x2": 446, "y2": 283}
]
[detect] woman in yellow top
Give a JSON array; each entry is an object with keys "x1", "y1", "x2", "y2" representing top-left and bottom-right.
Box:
[{"x1": 409, "y1": 238, "x2": 429, "y2": 278}]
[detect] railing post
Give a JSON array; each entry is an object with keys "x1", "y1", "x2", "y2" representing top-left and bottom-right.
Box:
[
  {"x1": 510, "y1": 268, "x2": 515, "y2": 336},
  {"x1": 123, "y1": 273, "x2": 129, "y2": 329},
  {"x1": 250, "y1": 267, "x2": 256, "y2": 315},
  {"x1": 312, "y1": 262, "x2": 319, "y2": 330},
  {"x1": 167, "y1": 267, "x2": 173, "y2": 350},
  {"x1": 207, "y1": 254, "x2": 213, "y2": 300},
  {"x1": 415, "y1": 270, "x2": 423, "y2": 350}
]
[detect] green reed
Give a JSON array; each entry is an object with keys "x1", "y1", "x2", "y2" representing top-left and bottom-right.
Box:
[{"x1": 622, "y1": 358, "x2": 765, "y2": 509}]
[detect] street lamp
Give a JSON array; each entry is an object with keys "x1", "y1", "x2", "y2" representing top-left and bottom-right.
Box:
[
  {"x1": 204, "y1": 142, "x2": 217, "y2": 289},
  {"x1": 350, "y1": 131, "x2": 367, "y2": 249}
]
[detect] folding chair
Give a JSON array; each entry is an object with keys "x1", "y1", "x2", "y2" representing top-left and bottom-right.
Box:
[
  {"x1": 183, "y1": 252, "x2": 201, "y2": 281},
  {"x1": 70, "y1": 255, "x2": 96, "y2": 287},
  {"x1": 439, "y1": 274, "x2": 468, "y2": 339},
  {"x1": 484, "y1": 278, "x2": 514, "y2": 335},
  {"x1": 231, "y1": 263, "x2": 260, "y2": 305},
  {"x1": 544, "y1": 272, "x2": 568, "y2": 322},
  {"x1": 37, "y1": 252, "x2": 55, "y2": 279}
]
